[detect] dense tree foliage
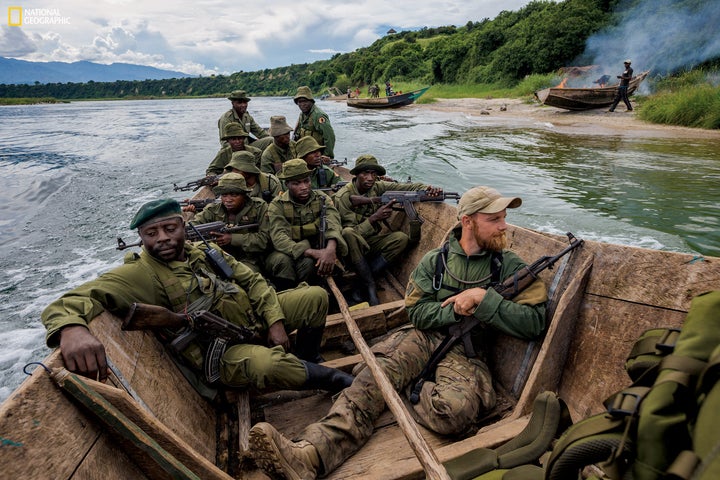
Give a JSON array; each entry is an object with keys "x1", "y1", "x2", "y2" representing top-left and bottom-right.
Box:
[{"x1": 2, "y1": 0, "x2": 713, "y2": 100}]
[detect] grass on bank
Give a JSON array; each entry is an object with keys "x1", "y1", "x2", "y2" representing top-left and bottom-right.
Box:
[{"x1": 0, "y1": 97, "x2": 67, "y2": 105}]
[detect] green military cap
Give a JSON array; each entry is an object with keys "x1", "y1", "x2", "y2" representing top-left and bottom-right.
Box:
[
  {"x1": 295, "y1": 136, "x2": 324, "y2": 158},
  {"x1": 457, "y1": 186, "x2": 521, "y2": 219},
  {"x1": 293, "y1": 85, "x2": 315, "y2": 104},
  {"x1": 226, "y1": 151, "x2": 260, "y2": 174},
  {"x1": 130, "y1": 198, "x2": 183, "y2": 230},
  {"x1": 227, "y1": 89, "x2": 251, "y2": 101},
  {"x1": 277, "y1": 158, "x2": 313, "y2": 181},
  {"x1": 213, "y1": 172, "x2": 252, "y2": 195},
  {"x1": 221, "y1": 123, "x2": 249, "y2": 140},
  {"x1": 350, "y1": 154, "x2": 387, "y2": 176},
  {"x1": 269, "y1": 115, "x2": 292, "y2": 136}
]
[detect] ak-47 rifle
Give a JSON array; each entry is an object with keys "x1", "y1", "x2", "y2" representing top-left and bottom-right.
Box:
[
  {"x1": 116, "y1": 221, "x2": 260, "y2": 250},
  {"x1": 325, "y1": 158, "x2": 347, "y2": 167},
  {"x1": 179, "y1": 198, "x2": 220, "y2": 210},
  {"x1": 122, "y1": 302, "x2": 259, "y2": 383},
  {"x1": 349, "y1": 190, "x2": 461, "y2": 224},
  {"x1": 408, "y1": 232, "x2": 584, "y2": 404},
  {"x1": 173, "y1": 175, "x2": 221, "y2": 192},
  {"x1": 315, "y1": 181, "x2": 349, "y2": 193},
  {"x1": 318, "y1": 195, "x2": 327, "y2": 248}
]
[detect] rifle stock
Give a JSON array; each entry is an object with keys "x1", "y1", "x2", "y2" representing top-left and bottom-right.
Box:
[{"x1": 122, "y1": 303, "x2": 187, "y2": 330}]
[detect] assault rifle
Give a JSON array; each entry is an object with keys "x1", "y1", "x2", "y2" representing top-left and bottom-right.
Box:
[
  {"x1": 315, "y1": 181, "x2": 349, "y2": 193},
  {"x1": 179, "y1": 198, "x2": 220, "y2": 210},
  {"x1": 173, "y1": 175, "x2": 221, "y2": 192},
  {"x1": 122, "y1": 302, "x2": 258, "y2": 383},
  {"x1": 408, "y1": 232, "x2": 584, "y2": 404},
  {"x1": 116, "y1": 221, "x2": 259, "y2": 250},
  {"x1": 325, "y1": 157, "x2": 347, "y2": 167},
  {"x1": 349, "y1": 190, "x2": 461, "y2": 223},
  {"x1": 318, "y1": 195, "x2": 327, "y2": 248}
]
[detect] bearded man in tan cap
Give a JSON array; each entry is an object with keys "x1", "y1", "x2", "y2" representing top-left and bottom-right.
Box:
[
  {"x1": 249, "y1": 186, "x2": 548, "y2": 480},
  {"x1": 261, "y1": 115, "x2": 298, "y2": 175},
  {"x1": 217, "y1": 89, "x2": 274, "y2": 151}
]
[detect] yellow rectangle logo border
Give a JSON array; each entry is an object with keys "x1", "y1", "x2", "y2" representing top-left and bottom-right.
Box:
[{"x1": 8, "y1": 6, "x2": 23, "y2": 26}]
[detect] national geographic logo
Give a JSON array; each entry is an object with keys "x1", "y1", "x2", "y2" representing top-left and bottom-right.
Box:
[{"x1": 7, "y1": 7, "x2": 71, "y2": 26}]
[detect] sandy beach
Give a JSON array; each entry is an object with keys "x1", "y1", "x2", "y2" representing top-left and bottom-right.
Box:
[{"x1": 424, "y1": 97, "x2": 720, "y2": 140}]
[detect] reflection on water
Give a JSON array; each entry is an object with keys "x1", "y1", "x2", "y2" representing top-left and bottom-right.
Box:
[{"x1": 0, "y1": 97, "x2": 718, "y2": 401}]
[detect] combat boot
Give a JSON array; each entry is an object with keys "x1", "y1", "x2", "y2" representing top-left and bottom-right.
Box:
[
  {"x1": 250, "y1": 422, "x2": 320, "y2": 480},
  {"x1": 352, "y1": 257, "x2": 379, "y2": 306},
  {"x1": 301, "y1": 361, "x2": 354, "y2": 393},
  {"x1": 368, "y1": 254, "x2": 390, "y2": 275},
  {"x1": 295, "y1": 326, "x2": 325, "y2": 363}
]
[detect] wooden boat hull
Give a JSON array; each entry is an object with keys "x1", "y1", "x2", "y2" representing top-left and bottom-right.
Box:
[
  {"x1": 535, "y1": 71, "x2": 649, "y2": 110},
  {"x1": 2, "y1": 177, "x2": 718, "y2": 479},
  {"x1": 347, "y1": 87, "x2": 430, "y2": 109}
]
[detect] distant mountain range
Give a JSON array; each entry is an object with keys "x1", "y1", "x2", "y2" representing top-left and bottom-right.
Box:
[{"x1": 0, "y1": 57, "x2": 194, "y2": 85}]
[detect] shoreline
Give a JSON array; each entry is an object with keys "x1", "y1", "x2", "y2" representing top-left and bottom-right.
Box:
[{"x1": 422, "y1": 97, "x2": 720, "y2": 140}]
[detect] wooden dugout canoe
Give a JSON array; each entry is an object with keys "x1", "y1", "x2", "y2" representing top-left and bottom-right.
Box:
[
  {"x1": 347, "y1": 87, "x2": 430, "y2": 109},
  {"x1": 535, "y1": 71, "x2": 649, "y2": 111},
  {"x1": 1, "y1": 171, "x2": 719, "y2": 479}
]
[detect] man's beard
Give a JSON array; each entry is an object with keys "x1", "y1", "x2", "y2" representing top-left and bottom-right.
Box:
[{"x1": 480, "y1": 232, "x2": 508, "y2": 252}]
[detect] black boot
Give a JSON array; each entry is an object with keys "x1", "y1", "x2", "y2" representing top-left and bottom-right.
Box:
[
  {"x1": 353, "y1": 257, "x2": 379, "y2": 306},
  {"x1": 295, "y1": 326, "x2": 325, "y2": 363},
  {"x1": 301, "y1": 361, "x2": 354, "y2": 393},
  {"x1": 368, "y1": 255, "x2": 390, "y2": 275}
]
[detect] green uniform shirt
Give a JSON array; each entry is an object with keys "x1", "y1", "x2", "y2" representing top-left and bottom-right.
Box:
[
  {"x1": 406, "y1": 228, "x2": 548, "y2": 339},
  {"x1": 268, "y1": 190, "x2": 348, "y2": 260},
  {"x1": 218, "y1": 109, "x2": 269, "y2": 146},
  {"x1": 293, "y1": 104, "x2": 336, "y2": 158},
  {"x1": 41, "y1": 242, "x2": 285, "y2": 347},
  {"x1": 191, "y1": 197, "x2": 270, "y2": 262},
  {"x1": 206, "y1": 145, "x2": 263, "y2": 176},
  {"x1": 260, "y1": 141, "x2": 298, "y2": 175},
  {"x1": 334, "y1": 179, "x2": 430, "y2": 237}
]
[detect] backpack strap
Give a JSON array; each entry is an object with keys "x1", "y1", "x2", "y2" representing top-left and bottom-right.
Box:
[{"x1": 432, "y1": 243, "x2": 502, "y2": 293}]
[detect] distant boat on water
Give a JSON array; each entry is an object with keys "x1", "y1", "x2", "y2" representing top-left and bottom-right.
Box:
[
  {"x1": 535, "y1": 71, "x2": 649, "y2": 111},
  {"x1": 347, "y1": 87, "x2": 430, "y2": 109}
]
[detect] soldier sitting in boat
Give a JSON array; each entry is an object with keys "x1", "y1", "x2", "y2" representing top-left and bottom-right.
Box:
[
  {"x1": 266, "y1": 159, "x2": 348, "y2": 290},
  {"x1": 41, "y1": 198, "x2": 354, "y2": 397},
  {"x1": 224, "y1": 151, "x2": 282, "y2": 203},
  {"x1": 249, "y1": 186, "x2": 548, "y2": 480},
  {"x1": 260, "y1": 115, "x2": 297, "y2": 175},
  {"x1": 295, "y1": 136, "x2": 343, "y2": 192},
  {"x1": 189, "y1": 173, "x2": 270, "y2": 274},
  {"x1": 333, "y1": 154, "x2": 442, "y2": 305},
  {"x1": 206, "y1": 123, "x2": 263, "y2": 176},
  {"x1": 217, "y1": 89, "x2": 274, "y2": 152}
]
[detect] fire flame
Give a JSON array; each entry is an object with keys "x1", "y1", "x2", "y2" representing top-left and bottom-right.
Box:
[{"x1": 556, "y1": 78, "x2": 568, "y2": 89}]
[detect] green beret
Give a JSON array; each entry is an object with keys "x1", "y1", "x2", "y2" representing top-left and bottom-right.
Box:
[
  {"x1": 350, "y1": 154, "x2": 386, "y2": 176},
  {"x1": 213, "y1": 172, "x2": 251, "y2": 195},
  {"x1": 295, "y1": 136, "x2": 324, "y2": 158},
  {"x1": 277, "y1": 158, "x2": 313, "y2": 181},
  {"x1": 222, "y1": 123, "x2": 249, "y2": 140},
  {"x1": 130, "y1": 199, "x2": 183, "y2": 230}
]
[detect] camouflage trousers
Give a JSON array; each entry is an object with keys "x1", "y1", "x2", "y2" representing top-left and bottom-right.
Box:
[
  {"x1": 300, "y1": 326, "x2": 496, "y2": 475},
  {"x1": 342, "y1": 227, "x2": 409, "y2": 264}
]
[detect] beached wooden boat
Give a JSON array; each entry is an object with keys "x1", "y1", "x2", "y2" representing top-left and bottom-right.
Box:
[
  {"x1": 347, "y1": 87, "x2": 430, "y2": 109},
  {"x1": 535, "y1": 71, "x2": 649, "y2": 111},
  {"x1": 2, "y1": 169, "x2": 718, "y2": 479},
  {"x1": 320, "y1": 87, "x2": 347, "y2": 102}
]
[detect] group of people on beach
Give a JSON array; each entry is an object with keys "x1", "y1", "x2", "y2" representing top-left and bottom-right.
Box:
[{"x1": 40, "y1": 84, "x2": 549, "y2": 479}]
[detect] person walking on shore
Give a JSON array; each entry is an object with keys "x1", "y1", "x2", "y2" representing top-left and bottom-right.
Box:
[{"x1": 608, "y1": 60, "x2": 634, "y2": 112}]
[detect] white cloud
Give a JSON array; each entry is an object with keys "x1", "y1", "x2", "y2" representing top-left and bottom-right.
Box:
[{"x1": 1, "y1": 0, "x2": 534, "y2": 75}]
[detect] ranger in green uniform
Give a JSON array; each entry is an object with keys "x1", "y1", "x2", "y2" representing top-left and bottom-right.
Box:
[
  {"x1": 249, "y1": 186, "x2": 548, "y2": 480},
  {"x1": 295, "y1": 136, "x2": 342, "y2": 191},
  {"x1": 217, "y1": 89, "x2": 273, "y2": 151},
  {"x1": 225, "y1": 151, "x2": 282, "y2": 203},
  {"x1": 41, "y1": 199, "x2": 353, "y2": 397},
  {"x1": 292, "y1": 86, "x2": 336, "y2": 159},
  {"x1": 266, "y1": 159, "x2": 348, "y2": 289},
  {"x1": 261, "y1": 115, "x2": 297, "y2": 175},
  {"x1": 206, "y1": 123, "x2": 263, "y2": 176},
  {"x1": 190, "y1": 173, "x2": 270, "y2": 273},
  {"x1": 334, "y1": 154, "x2": 442, "y2": 305}
]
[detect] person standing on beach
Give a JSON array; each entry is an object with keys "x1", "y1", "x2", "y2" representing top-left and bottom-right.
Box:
[{"x1": 608, "y1": 60, "x2": 634, "y2": 112}]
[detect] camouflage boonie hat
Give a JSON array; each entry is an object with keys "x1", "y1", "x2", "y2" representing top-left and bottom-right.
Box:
[
  {"x1": 295, "y1": 136, "x2": 324, "y2": 158},
  {"x1": 213, "y1": 172, "x2": 251, "y2": 195},
  {"x1": 293, "y1": 86, "x2": 315, "y2": 104},
  {"x1": 226, "y1": 151, "x2": 260, "y2": 174},
  {"x1": 269, "y1": 115, "x2": 292, "y2": 136},
  {"x1": 221, "y1": 123, "x2": 249, "y2": 140},
  {"x1": 277, "y1": 158, "x2": 313, "y2": 181},
  {"x1": 130, "y1": 198, "x2": 183, "y2": 230},
  {"x1": 350, "y1": 154, "x2": 386, "y2": 176},
  {"x1": 457, "y1": 186, "x2": 521, "y2": 219},
  {"x1": 227, "y1": 90, "x2": 251, "y2": 101}
]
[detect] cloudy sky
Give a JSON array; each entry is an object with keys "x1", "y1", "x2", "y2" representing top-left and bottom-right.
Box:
[{"x1": 1, "y1": 1, "x2": 533, "y2": 75}]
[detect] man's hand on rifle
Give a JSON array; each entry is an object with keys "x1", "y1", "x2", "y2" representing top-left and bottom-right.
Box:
[
  {"x1": 211, "y1": 231, "x2": 232, "y2": 247},
  {"x1": 441, "y1": 288, "x2": 487, "y2": 316},
  {"x1": 320, "y1": 155, "x2": 333, "y2": 165},
  {"x1": 59, "y1": 325, "x2": 109, "y2": 382},
  {"x1": 369, "y1": 199, "x2": 396, "y2": 225},
  {"x1": 267, "y1": 320, "x2": 291, "y2": 352}
]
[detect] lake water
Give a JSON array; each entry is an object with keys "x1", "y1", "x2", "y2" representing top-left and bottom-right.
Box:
[{"x1": 1, "y1": 97, "x2": 719, "y2": 401}]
